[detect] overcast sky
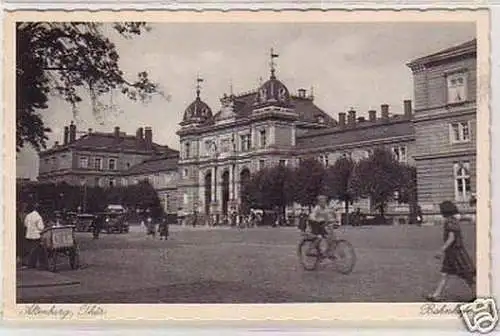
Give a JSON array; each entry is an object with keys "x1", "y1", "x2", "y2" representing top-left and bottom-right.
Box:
[{"x1": 16, "y1": 22, "x2": 476, "y2": 179}]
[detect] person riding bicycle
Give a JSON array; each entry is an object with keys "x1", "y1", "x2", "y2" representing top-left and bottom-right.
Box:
[{"x1": 308, "y1": 195, "x2": 338, "y2": 251}]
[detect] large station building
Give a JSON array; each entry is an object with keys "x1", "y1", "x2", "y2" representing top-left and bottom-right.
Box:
[{"x1": 38, "y1": 39, "x2": 477, "y2": 222}]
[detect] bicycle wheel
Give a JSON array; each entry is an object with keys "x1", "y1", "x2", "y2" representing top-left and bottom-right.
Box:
[
  {"x1": 298, "y1": 238, "x2": 321, "y2": 271},
  {"x1": 330, "y1": 239, "x2": 356, "y2": 274}
]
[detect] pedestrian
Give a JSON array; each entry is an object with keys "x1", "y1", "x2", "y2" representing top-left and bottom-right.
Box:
[
  {"x1": 298, "y1": 208, "x2": 308, "y2": 233},
  {"x1": 23, "y1": 203, "x2": 46, "y2": 269},
  {"x1": 159, "y1": 215, "x2": 169, "y2": 240},
  {"x1": 426, "y1": 200, "x2": 476, "y2": 302},
  {"x1": 147, "y1": 215, "x2": 156, "y2": 238},
  {"x1": 92, "y1": 213, "x2": 103, "y2": 239}
]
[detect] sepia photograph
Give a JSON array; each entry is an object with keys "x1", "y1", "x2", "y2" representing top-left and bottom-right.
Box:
[{"x1": 4, "y1": 10, "x2": 491, "y2": 324}]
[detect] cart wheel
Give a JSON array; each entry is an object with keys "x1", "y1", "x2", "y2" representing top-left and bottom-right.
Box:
[
  {"x1": 47, "y1": 252, "x2": 58, "y2": 272},
  {"x1": 69, "y1": 247, "x2": 80, "y2": 270}
]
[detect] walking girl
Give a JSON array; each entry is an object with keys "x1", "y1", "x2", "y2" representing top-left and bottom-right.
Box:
[{"x1": 426, "y1": 200, "x2": 476, "y2": 302}]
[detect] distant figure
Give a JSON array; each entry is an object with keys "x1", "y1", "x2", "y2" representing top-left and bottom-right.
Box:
[
  {"x1": 146, "y1": 215, "x2": 156, "y2": 238},
  {"x1": 92, "y1": 214, "x2": 103, "y2": 239},
  {"x1": 426, "y1": 201, "x2": 476, "y2": 302},
  {"x1": 23, "y1": 203, "x2": 45, "y2": 269},
  {"x1": 298, "y1": 208, "x2": 308, "y2": 233},
  {"x1": 159, "y1": 216, "x2": 169, "y2": 240}
]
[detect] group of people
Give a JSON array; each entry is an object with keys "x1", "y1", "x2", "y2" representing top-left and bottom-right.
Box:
[
  {"x1": 142, "y1": 215, "x2": 170, "y2": 240},
  {"x1": 304, "y1": 194, "x2": 476, "y2": 302}
]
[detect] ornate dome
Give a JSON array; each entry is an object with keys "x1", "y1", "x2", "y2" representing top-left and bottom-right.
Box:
[
  {"x1": 255, "y1": 76, "x2": 291, "y2": 107},
  {"x1": 182, "y1": 96, "x2": 213, "y2": 124}
]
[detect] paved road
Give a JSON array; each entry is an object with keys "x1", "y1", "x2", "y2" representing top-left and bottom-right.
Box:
[{"x1": 17, "y1": 224, "x2": 476, "y2": 303}]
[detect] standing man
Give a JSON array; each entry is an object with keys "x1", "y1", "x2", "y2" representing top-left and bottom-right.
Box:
[{"x1": 24, "y1": 203, "x2": 45, "y2": 269}]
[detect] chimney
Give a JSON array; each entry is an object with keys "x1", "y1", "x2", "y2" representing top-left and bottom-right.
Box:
[
  {"x1": 54, "y1": 141, "x2": 59, "y2": 147},
  {"x1": 114, "y1": 126, "x2": 120, "y2": 139},
  {"x1": 69, "y1": 121, "x2": 76, "y2": 143},
  {"x1": 357, "y1": 117, "x2": 366, "y2": 123},
  {"x1": 298, "y1": 88, "x2": 306, "y2": 98},
  {"x1": 348, "y1": 109, "x2": 356, "y2": 126},
  {"x1": 136, "y1": 127, "x2": 144, "y2": 140},
  {"x1": 368, "y1": 110, "x2": 377, "y2": 122},
  {"x1": 404, "y1": 100, "x2": 412, "y2": 119},
  {"x1": 88, "y1": 128, "x2": 93, "y2": 134},
  {"x1": 145, "y1": 127, "x2": 153, "y2": 150},
  {"x1": 381, "y1": 104, "x2": 389, "y2": 120},
  {"x1": 338, "y1": 112, "x2": 346, "y2": 127},
  {"x1": 63, "y1": 126, "x2": 69, "y2": 145}
]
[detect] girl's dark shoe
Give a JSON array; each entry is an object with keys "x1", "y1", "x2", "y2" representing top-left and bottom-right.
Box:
[{"x1": 425, "y1": 294, "x2": 443, "y2": 302}]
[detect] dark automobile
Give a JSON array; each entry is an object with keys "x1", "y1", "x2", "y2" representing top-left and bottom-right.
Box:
[
  {"x1": 75, "y1": 214, "x2": 95, "y2": 232},
  {"x1": 100, "y1": 212, "x2": 129, "y2": 234}
]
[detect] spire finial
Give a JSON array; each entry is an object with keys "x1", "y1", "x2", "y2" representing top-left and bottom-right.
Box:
[
  {"x1": 196, "y1": 75, "x2": 204, "y2": 98},
  {"x1": 310, "y1": 85, "x2": 314, "y2": 99},
  {"x1": 229, "y1": 79, "x2": 234, "y2": 96},
  {"x1": 269, "y1": 48, "x2": 279, "y2": 79}
]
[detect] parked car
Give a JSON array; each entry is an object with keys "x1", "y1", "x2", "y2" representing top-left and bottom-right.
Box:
[
  {"x1": 75, "y1": 213, "x2": 95, "y2": 232},
  {"x1": 100, "y1": 212, "x2": 129, "y2": 233}
]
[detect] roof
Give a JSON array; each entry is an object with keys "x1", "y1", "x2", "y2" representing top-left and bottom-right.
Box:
[
  {"x1": 41, "y1": 132, "x2": 176, "y2": 156},
  {"x1": 124, "y1": 154, "x2": 179, "y2": 176},
  {"x1": 211, "y1": 90, "x2": 336, "y2": 126},
  {"x1": 407, "y1": 39, "x2": 476, "y2": 70},
  {"x1": 296, "y1": 118, "x2": 415, "y2": 150}
]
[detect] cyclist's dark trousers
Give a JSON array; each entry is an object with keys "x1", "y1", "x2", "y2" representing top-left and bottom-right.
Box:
[{"x1": 309, "y1": 221, "x2": 328, "y2": 237}]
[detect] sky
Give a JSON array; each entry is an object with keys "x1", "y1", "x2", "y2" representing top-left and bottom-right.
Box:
[{"x1": 16, "y1": 22, "x2": 476, "y2": 179}]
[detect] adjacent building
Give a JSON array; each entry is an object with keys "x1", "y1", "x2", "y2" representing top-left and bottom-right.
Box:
[
  {"x1": 407, "y1": 39, "x2": 477, "y2": 220},
  {"x1": 38, "y1": 123, "x2": 177, "y2": 187}
]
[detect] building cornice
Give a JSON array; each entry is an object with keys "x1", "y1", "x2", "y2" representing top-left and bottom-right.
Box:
[
  {"x1": 413, "y1": 149, "x2": 476, "y2": 160},
  {"x1": 296, "y1": 135, "x2": 415, "y2": 155}
]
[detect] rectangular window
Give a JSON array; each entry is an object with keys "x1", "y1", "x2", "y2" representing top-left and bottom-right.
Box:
[
  {"x1": 108, "y1": 158, "x2": 116, "y2": 170},
  {"x1": 183, "y1": 168, "x2": 189, "y2": 178},
  {"x1": 79, "y1": 156, "x2": 88, "y2": 169},
  {"x1": 259, "y1": 129, "x2": 267, "y2": 148},
  {"x1": 221, "y1": 138, "x2": 231, "y2": 153},
  {"x1": 94, "y1": 157, "x2": 102, "y2": 170},
  {"x1": 121, "y1": 178, "x2": 128, "y2": 187},
  {"x1": 185, "y1": 142, "x2": 191, "y2": 159},
  {"x1": 454, "y1": 162, "x2": 471, "y2": 202},
  {"x1": 392, "y1": 146, "x2": 407, "y2": 163},
  {"x1": 449, "y1": 121, "x2": 471, "y2": 144},
  {"x1": 279, "y1": 159, "x2": 286, "y2": 167},
  {"x1": 447, "y1": 72, "x2": 468, "y2": 104},
  {"x1": 204, "y1": 140, "x2": 211, "y2": 155},
  {"x1": 240, "y1": 134, "x2": 251, "y2": 152}
]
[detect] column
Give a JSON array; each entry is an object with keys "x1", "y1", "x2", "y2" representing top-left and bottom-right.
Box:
[
  {"x1": 211, "y1": 166, "x2": 216, "y2": 202},
  {"x1": 229, "y1": 165, "x2": 234, "y2": 200}
]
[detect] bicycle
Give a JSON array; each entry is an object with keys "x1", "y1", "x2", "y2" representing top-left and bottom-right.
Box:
[{"x1": 297, "y1": 221, "x2": 356, "y2": 274}]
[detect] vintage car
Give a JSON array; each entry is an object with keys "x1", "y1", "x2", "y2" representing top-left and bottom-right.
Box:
[
  {"x1": 99, "y1": 212, "x2": 130, "y2": 234},
  {"x1": 75, "y1": 213, "x2": 95, "y2": 232}
]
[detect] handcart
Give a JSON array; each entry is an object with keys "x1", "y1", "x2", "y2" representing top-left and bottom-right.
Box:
[{"x1": 40, "y1": 225, "x2": 80, "y2": 272}]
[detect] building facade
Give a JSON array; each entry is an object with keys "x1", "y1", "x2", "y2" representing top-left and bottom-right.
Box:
[
  {"x1": 121, "y1": 153, "x2": 179, "y2": 215},
  {"x1": 407, "y1": 39, "x2": 476, "y2": 219},
  {"x1": 38, "y1": 123, "x2": 177, "y2": 188},
  {"x1": 176, "y1": 52, "x2": 417, "y2": 220}
]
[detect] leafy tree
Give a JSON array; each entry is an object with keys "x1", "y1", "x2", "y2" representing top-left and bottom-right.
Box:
[
  {"x1": 350, "y1": 147, "x2": 405, "y2": 219},
  {"x1": 293, "y1": 157, "x2": 326, "y2": 209},
  {"x1": 397, "y1": 164, "x2": 419, "y2": 223},
  {"x1": 324, "y1": 156, "x2": 358, "y2": 223},
  {"x1": 241, "y1": 165, "x2": 295, "y2": 220},
  {"x1": 16, "y1": 22, "x2": 167, "y2": 152}
]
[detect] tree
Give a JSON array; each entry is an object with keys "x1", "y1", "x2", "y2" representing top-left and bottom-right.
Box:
[
  {"x1": 324, "y1": 156, "x2": 358, "y2": 223},
  {"x1": 16, "y1": 22, "x2": 167, "y2": 152},
  {"x1": 350, "y1": 147, "x2": 406, "y2": 219},
  {"x1": 397, "y1": 164, "x2": 419, "y2": 223},
  {"x1": 293, "y1": 157, "x2": 326, "y2": 209},
  {"x1": 241, "y1": 165, "x2": 295, "y2": 221}
]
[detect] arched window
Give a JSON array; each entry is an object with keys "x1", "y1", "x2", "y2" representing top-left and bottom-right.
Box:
[{"x1": 454, "y1": 162, "x2": 471, "y2": 202}]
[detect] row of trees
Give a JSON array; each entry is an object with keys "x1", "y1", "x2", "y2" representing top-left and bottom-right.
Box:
[
  {"x1": 17, "y1": 179, "x2": 164, "y2": 218},
  {"x1": 241, "y1": 147, "x2": 417, "y2": 222}
]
